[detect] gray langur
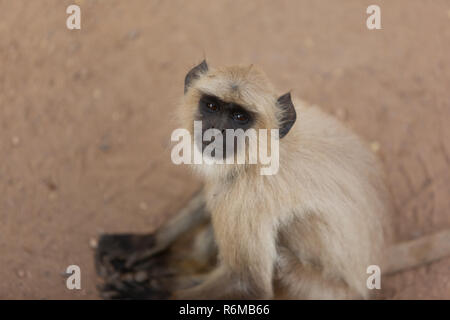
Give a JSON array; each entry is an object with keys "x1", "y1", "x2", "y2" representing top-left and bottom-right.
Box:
[{"x1": 95, "y1": 61, "x2": 450, "y2": 300}]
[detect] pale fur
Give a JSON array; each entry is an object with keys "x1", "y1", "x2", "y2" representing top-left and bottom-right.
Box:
[{"x1": 175, "y1": 63, "x2": 392, "y2": 299}]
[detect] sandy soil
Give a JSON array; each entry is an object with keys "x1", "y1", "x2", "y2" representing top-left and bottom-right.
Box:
[{"x1": 0, "y1": 0, "x2": 449, "y2": 299}]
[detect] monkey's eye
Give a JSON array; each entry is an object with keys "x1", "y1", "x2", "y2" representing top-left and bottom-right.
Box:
[
  {"x1": 205, "y1": 102, "x2": 219, "y2": 112},
  {"x1": 232, "y1": 112, "x2": 249, "y2": 124}
]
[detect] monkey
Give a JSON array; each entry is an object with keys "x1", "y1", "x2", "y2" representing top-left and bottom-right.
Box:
[{"x1": 95, "y1": 61, "x2": 450, "y2": 300}]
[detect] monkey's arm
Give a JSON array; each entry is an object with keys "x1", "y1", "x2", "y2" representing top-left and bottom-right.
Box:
[
  {"x1": 385, "y1": 229, "x2": 450, "y2": 275},
  {"x1": 149, "y1": 190, "x2": 208, "y2": 256},
  {"x1": 172, "y1": 210, "x2": 277, "y2": 300}
]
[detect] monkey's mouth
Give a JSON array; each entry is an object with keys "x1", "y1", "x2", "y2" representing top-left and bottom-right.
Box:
[
  {"x1": 195, "y1": 135, "x2": 237, "y2": 160},
  {"x1": 200, "y1": 138, "x2": 227, "y2": 158}
]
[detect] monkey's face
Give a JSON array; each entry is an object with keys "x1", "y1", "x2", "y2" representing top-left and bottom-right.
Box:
[
  {"x1": 195, "y1": 94, "x2": 256, "y2": 159},
  {"x1": 179, "y1": 61, "x2": 297, "y2": 177}
]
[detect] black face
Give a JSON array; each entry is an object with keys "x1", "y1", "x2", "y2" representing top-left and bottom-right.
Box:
[
  {"x1": 185, "y1": 61, "x2": 297, "y2": 143},
  {"x1": 196, "y1": 94, "x2": 255, "y2": 158}
]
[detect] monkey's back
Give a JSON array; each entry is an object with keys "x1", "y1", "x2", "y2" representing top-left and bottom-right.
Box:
[{"x1": 275, "y1": 101, "x2": 392, "y2": 299}]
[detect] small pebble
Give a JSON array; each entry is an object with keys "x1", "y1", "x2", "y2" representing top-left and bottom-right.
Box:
[
  {"x1": 48, "y1": 192, "x2": 58, "y2": 201},
  {"x1": 89, "y1": 237, "x2": 98, "y2": 249},
  {"x1": 99, "y1": 143, "x2": 111, "y2": 152},
  {"x1": 93, "y1": 88, "x2": 102, "y2": 99},
  {"x1": 139, "y1": 202, "x2": 148, "y2": 211},
  {"x1": 73, "y1": 67, "x2": 89, "y2": 80},
  {"x1": 11, "y1": 136, "x2": 20, "y2": 146},
  {"x1": 370, "y1": 141, "x2": 380, "y2": 153},
  {"x1": 16, "y1": 269, "x2": 25, "y2": 278},
  {"x1": 411, "y1": 231, "x2": 423, "y2": 239},
  {"x1": 127, "y1": 30, "x2": 140, "y2": 40},
  {"x1": 44, "y1": 179, "x2": 57, "y2": 191}
]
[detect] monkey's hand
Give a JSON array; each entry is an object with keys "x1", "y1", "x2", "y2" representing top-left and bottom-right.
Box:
[
  {"x1": 95, "y1": 233, "x2": 172, "y2": 276},
  {"x1": 95, "y1": 233, "x2": 176, "y2": 299},
  {"x1": 99, "y1": 277, "x2": 171, "y2": 300},
  {"x1": 94, "y1": 191, "x2": 211, "y2": 299}
]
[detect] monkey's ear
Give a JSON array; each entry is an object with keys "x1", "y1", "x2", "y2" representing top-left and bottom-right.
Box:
[
  {"x1": 277, "y1": 92, "x2": 297, "y2": 138},
  {"x1": 184, "y1": 60, "x2": 208, "y2": 93}
]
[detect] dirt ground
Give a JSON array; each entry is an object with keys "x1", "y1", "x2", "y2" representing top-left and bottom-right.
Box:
[{"x1": 0, "y1": 0, "x2": 449, "y2": 299}]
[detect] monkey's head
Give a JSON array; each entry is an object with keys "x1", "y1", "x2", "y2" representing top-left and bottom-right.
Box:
[{"x1": 178, "y1": 60, "x2": 296, "y2": 178}]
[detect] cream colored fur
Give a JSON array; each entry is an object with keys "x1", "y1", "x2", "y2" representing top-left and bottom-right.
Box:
[{"x1": 175, "y1": 63, "x2": 392, "y2": 299}]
